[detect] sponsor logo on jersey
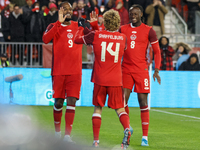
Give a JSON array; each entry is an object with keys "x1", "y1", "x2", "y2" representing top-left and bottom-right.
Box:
[
  {"x1": 132, "y1": 31, "x2": 137, "y2": 33},
  {"x1": 67, "y1": 29, "x2": 72, "y2": 32},
  {"x1": 130, "y1": 34, "x2": 137, "y2": 40},
  {"x1": 98, "y1": 34, "x2": 123, "y2": 40},
  {"x1": 144, "y1": 87, "x2": 149, "y2": 90},
  {"x1": 67, "y1": 33, "x2": 73, "y2": 38}
]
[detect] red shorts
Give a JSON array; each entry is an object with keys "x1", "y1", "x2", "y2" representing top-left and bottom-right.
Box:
[
  {"x1": 122, "y1": 72, "x2": 150, "y2": 93},
  {"x1": 52, "y1": 74, "x2": 81, "y2": 99},
  {"x1": 92, "y1": 83, "x2": 125, "y2": 109}
]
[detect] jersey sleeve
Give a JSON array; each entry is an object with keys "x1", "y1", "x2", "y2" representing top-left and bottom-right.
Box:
[
  {"x1": 42, "y1": 21, "x2": 61, "y2": 44},
  {"x1": 90, "y1": 21, "x2": 99, "y2": 31},
  {"x1": 74, "y1": 26, "x2": 95, "y2": 45},
  {"x1": 148, "y1": 28, "x2": 161, "y2": 70}
]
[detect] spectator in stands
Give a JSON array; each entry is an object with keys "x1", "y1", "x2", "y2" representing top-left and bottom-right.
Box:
[
  {"x1": 184, "y1": 0, "x2": 200, "y2": 33},
  {"x1": 128, "y1": 0, "x2": 151, "y2": 23},
  {"x1": 45, "y1": 3, "x2": 58, "y2": 28},
  {"x1": 9, "y1": 0, "x2": 26, "y2": 7},
  {"x1": 104, "y1": 0, "x2": 115, "y2": 13},
  {"x1": 0, "y1": 8, "x2": 4, "y2": 43},
  {"x1": 178, "y1": 53, "x2": 200, "y2": 71},
  {"x1": 8, "y1": 4, "x2": 25, "y2": 65},
  {"x1": 25, "y1": 2, "x2": 46, "y2": 65},
  {"x1": 145, "y1": 0, "x2": 168, "y2": 39},
  {"x1": 72, "y1": 0, "x2": 94, "y2": 21},
  {"x1": 0, "y1": 53, "x2": 9, "y2": 68},
  {"x1": 113, "y1": 0, "x2": 129, "y2": 26},
  {"x1": 22, "y1": 0, "x2": 33, "y2": 15},
  {"x1": 172, "y1": 42, "x2": 191, "y2": 61},
  {"x1": 98, "y1": 0, "x2": 109, "y2": 7},
  {"x1": 159, "y1": 36, "x2": 175, "y2": 70},
  {"x1": 1, "y1": 3, "x2": 14, "y2": 42}
]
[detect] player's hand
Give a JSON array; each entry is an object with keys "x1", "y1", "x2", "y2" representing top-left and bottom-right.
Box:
[
  {"x1": 153, "y1": 68, "x2": 161, "y2": 84},
  {"x1": 58, "y1": 7, "x2": 67, "y2": 23},
  {"x1": 87, "y1": 11, "x2": 98, "y2": 23},
  {"x1": 78, "y1": 17, "x2": 86, "y2": 28}
]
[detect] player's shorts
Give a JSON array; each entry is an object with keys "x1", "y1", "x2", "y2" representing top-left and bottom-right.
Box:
[
  {"x1": 52, "y1": 74, "x2": 81, "y2": 99},
  {"x1": 92, "y1": 83, "x2": 125, "y2": 109},
  {"x1": 122, "y1": 72, "x2": 150, "y2": 93}
]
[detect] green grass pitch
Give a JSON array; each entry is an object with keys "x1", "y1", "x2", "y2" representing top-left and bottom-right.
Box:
[{"x1": 5, "y1": 106, "x2": 200, "y2": 150}]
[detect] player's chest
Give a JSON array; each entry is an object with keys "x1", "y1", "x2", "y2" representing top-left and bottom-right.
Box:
[
  {"x1": 125, "y1": 29, "x2": 148, "y2": 44},
  {"x1": 59, "y1": 27, "x2": 78, "y2": 40}
]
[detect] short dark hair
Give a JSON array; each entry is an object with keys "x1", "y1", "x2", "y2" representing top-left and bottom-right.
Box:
[
  {"x1": 14, "y1": 4, "x2": 19, "y2": 8},
  {"x1": 59, "y1": 1, "x2": 71, "y2": 8},
  {"x1": 129, "y1": 4, "x2": 143, "y2": 13}
]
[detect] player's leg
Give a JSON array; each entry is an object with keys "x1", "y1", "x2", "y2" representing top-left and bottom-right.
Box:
[
  {"x1": 64, "y1": 74, "x2": 81, "y2": 142},
  {"x1": 138, "y1": 93, "x2": 149, "y2": 146},
  {"x1": 63, "y1": 97, "x2": 77, "y2": 142},
  {"x1": 52, "y1": 75, "x2": 66, "y2": 138},
  {"x1": 92, "y1": 106, "x2": 103, "y2": 147},
  {"x1": 92, "y1": 84, "x2": 106, "y2": 147},
  {"x1": 54, "y1": 98, "x2": 64, "y2": 138},
  {"x1": 122, "y1": 73, "x2": 134, "y2": 115}
]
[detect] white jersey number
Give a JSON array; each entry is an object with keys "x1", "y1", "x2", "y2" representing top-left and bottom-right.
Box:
[
  {"x1": 101, "y1": 41, "x2": 120, "y2": 63},
  {"x1": 131, "y1": 41, "x2": 135, "y2": 49},
  {"x1": 68, "y1": 40, "x2": 73, "y2": 48}
]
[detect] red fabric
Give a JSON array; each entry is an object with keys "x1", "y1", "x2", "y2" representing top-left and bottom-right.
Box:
[
  {"x1": 52, "y1": 74, "x2": 81, "y2": 99},
  {"x1": 75, "y1": 29, "x2": 126, "y2": 86},
  {"x1": 118, "y1": 112, "x2": 130, "y2": 130},
  {"x1": 113, "y1": 7, "x2": 129, "y2": 25},
  {"x1": 140, "y1": 106, "x2": 149, "y2": 136},
  {"x1": 125, "y1": 105, "x2": 129, "y2": 115},
  {"x1": 122, "y1": 72, "x2": 150, "y2": 93},
  {"x1": 92, "y1": 83, "x2": 125, "y2": 109},
  {"x1": 160, "y1": 46, "x2": 175, "y2": 70},
  {"x1": 49, "y1": 3, "x2": 57, "y2": 9},
  {"x1": 92, "y1": 116, "x2": 101, "y2": 141},
  {"x1": 120, "y1": 23, "x2": 160, "y2": 73},
  {"x1": 42, "y1": 44, "x2": 52, "y2": 68},
  {"x1": 65, "y1": 105, "x2": 75, "y2": 135},
  {"x1": 44, "y1": 7, "x2": 49, "y2": 15},
  {"x1": 43, "y1": 21, "x2": 83, "y2": 76},
  {"x1": 53, "y1": 107, "x2": 63, "y2": 132},
  {"x1": 32, "y1": 7, "x2": 39, "y2": 12},
  {"x1": 0, "y1": 0, "x2": 10, "y2": 10},
  {"x1": 98, "y1": 23, "x2": 105, "y2": 31},
  {"x1": 115, "y1": 0, "x2": 124, "y2": 6}
]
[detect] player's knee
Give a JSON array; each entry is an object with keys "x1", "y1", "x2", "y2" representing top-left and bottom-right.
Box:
[
  {"x1": 67, "y1": 97, "x2": 77, "y2": 105},
  {"x1": 54, "y1": 98, "x2": 64, "y2": 108}
]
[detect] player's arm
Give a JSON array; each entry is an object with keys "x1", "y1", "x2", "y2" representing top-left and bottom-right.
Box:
[
  {"x1": 74, "y1": 26, "x2": 95, "y2": 45},
  {"x1": 88, "y1": 11, "x2": 99, "y2": 31},
  {"x1": 149, "y1": 28, "x2": 161, "y2": 84},
  {"x1": 43, "y1": 7, "x2": 67, "y2": 44},
  {"x1": 74, "y1": 18, "x2": 95, "y2": 45},
  {"x1": 42, "y1": 21, "x2": 61, "y2": 44}
]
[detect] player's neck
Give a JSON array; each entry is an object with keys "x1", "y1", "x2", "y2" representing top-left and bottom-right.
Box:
[
  {"x1": 63, "y1": 21, "x2": 71, "y2": 26},
  {"x1": 131, "y1": 21, "x2": 142, "y2": 27}
]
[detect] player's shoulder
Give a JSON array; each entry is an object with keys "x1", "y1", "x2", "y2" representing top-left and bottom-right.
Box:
[
  {"x1": 142, "y1": 23, "x2": 152, "y2": 29},
  {"x1": 71, "y1": 20, "x2": 78, "y2": 26},
  {"x1": 120, "y1": 23, "x2": 130, "y2": 30}
]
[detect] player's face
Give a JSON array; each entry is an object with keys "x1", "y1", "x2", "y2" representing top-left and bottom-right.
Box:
[
  {"x1": 129, "y1": 7, "x2": 142, "y2": 25},
  {"x1": 62, "y1": 3, "x2": 73, "y2": 20}
]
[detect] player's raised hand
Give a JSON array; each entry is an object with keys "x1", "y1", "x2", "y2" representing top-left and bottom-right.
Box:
[
  {"x1": 58, "y1": 7, "x2": 67, "y2": 23},
  {"x1": 87, "y1": 11, "x2": 98, "y2": 23},
  {"x1": 153, "y1": 69, "x2": 161, "y2": 84},
  {"x1": 78, "y1": 18, "x2": 86, "y2": 28}
]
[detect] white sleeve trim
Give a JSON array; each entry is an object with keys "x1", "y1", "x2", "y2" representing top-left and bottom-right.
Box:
[
  {"x1": 82, "y1": 36, "x2": 87, "y2": 45},
  {"x1": 151, "y1": 40, "x2": 158, "y2": 45}
]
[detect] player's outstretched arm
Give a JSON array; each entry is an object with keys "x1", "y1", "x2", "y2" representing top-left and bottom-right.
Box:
[{"x1": 88, "y1": 11, "x2": 99, "y2": 31}]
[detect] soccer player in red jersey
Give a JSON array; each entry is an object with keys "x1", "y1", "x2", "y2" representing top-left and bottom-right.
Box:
[
  {"x1": 74, "y1": 9, "x2": 131, "y2": 149},
  {"x1": 42, "y1": 2, "x2": 85, "y2": 142},
  {"x1": 119, "y1": 4, "x2": 161, "y2": 146}
]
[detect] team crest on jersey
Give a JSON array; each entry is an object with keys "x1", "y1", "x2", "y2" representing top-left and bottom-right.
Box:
[
  {"x1": 67, "y1": 33, "x2": 73, "y2": 38},
  {"x1": 130, "y1": 34, "x2": 137, "y2": 40}
]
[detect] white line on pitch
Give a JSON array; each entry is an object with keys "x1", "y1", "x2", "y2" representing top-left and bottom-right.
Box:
[{"x1": 151, "y1": 109, "x2": 200, "y2": 120}]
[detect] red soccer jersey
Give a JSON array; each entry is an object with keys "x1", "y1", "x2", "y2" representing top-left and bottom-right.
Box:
[
  {"x1": 75, "y1": 28, "x2": 127, "y2": 86},
  {"x1": 119, "y1": 23, "x2": 161, "y2": 73},
  {"x1": 43, "y1": 21, "x2": 83, "y2": 75}
]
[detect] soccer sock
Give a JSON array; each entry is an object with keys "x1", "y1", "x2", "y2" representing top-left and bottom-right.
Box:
[
  {"x1": 92, "y1": 113, "x2": 101, "y2": 141},
  {"x1": 65, "y1": 104, "x2": 75, "y2": 136},
  {"x1": 140, "y1": 105, "x2": 149, "y2": 137},
  {"x1": 125, "y1": 104, "x2": 129, "y2": 115},
  {"x1": 53, "y1": 105, "x2": 63, "y2": 132},
  {"x1": 118, "y1": 112, "x2": 130, "y2": 130}
]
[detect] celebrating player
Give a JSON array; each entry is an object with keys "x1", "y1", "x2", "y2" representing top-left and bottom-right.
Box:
[
  {"x1": 74, "y1": 10, "x2": 131, "y2": 149},
  {"x1": 119, "y1": 4, "x2": 161, "y2": 146},
  {"x1": 43, "y1": 1, "x2": 85, "y2": 142}
]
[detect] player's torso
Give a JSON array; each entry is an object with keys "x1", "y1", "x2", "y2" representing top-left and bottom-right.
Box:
[
  {"x1": 92, "y1": 30, "x2": 126, "y2": 86},
  {"x1": 52, "y1": 21, "x2": 82, "y2": 75},
  {"x1": 121, "y1": 23, "x2": 151, "y2": 72}
]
